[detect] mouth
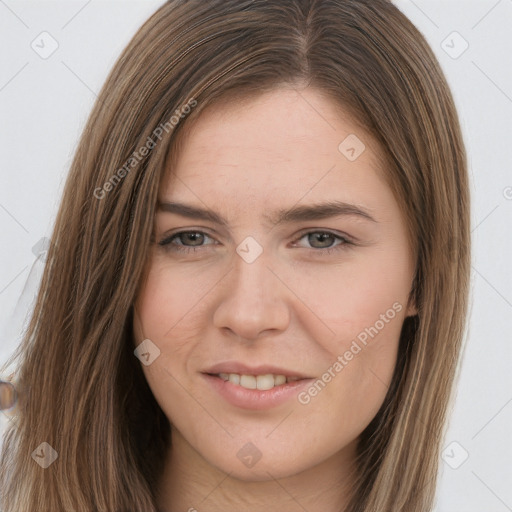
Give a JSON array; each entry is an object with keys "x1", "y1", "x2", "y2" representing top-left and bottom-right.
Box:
[
  {"x1": 202, "y1": 369, "x2": 314, "y2": 410},
  {"x1": 206, "y1": 372, "x2": 304, "y2": 391},
  {"x1": 201, "y1": 362, "x2": 314, "y2": 409}
]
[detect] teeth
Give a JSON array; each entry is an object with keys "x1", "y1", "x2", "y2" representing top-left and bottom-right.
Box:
[
  {"x1": 274, "y1": 375, "x2": 286, "y2": 386},
  {"x1": 256, "y1": 374, "x2": 274, "y2": 390},
  {"x1": 229, "y1": 373, "x2": 240, "y2": 385},
  {"x1": 216, "y1": 373, "x2": 299, "y2": 390},
  {"x1": 240, "y1": 374, "x2": 257, "y2": 389}
]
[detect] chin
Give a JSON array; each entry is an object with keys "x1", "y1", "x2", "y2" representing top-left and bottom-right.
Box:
[
  {"x1": 202, "y1": 441, "x2": 324, "y2": 483},
  {"x1": 215, "y1": 459, "x2": 304, "y2": 482}
]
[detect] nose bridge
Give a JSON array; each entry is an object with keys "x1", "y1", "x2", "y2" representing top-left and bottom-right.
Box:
[
  {"x1": 228, "y1": 244, "x2": 275, "y2": 307},
  {"x1": 212, "y1": 241, "x2": 290, "y2": 338}
]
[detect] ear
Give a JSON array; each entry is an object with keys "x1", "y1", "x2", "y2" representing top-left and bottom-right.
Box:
[
  {"x1": 405, "y1": 301, "x2": 417, "y2": 317},
  {"x1": 405, "y1": 285, "x2": 418, "y2": 317},
  {"x1": 132, "y1": 304, "x2": 146, "y2": 343},
  {"x1": 405, "y1": 288, "x2": 418, "y2": 317}
]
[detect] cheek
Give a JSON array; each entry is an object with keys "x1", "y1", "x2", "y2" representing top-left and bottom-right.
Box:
[
  {"x1": 277, "y1": 254, "x2": 411, "y2": 349},
  {"x1": 133, "y1": 266, "x2": 212, "y2": 434},
  {"x1": 132, "y1": 263, "x2": 208, "y2": 402},
  {"x1": 296, "y1": 235, "x2": 413, "y2": 335},
  {"x1": 134, "y1": 258, "x2": 217, "y2": 344},
  {"x1": 290, "y1": 246, "x2": 409, "y2": 426},
  {"x1": 298, "y1": 310, "x2": 403, "y2": 444}
]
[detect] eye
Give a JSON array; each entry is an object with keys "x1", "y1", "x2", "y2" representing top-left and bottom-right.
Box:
[
  {"x1": 158, "y1": 230, "x2": 216, "y2": 254},
  {"x1": 157, "y1": 229, "x2": 353, "y2": 256},
  {"x1": 292, "y1": 230, "x2": 353, "y2": 255}
]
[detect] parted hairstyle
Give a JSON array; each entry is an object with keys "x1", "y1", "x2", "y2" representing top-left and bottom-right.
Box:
[{"x1": 0, "y1": 1, "x2": 470, "y2": 511}]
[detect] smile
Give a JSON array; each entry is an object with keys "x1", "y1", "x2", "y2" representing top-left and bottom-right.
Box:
[
  {"x1": 202, "y1": 371, "x2": 314, "y2": 410},
  {"x1": 214, "y1": 372, "x2": 302, "y2": 390}
]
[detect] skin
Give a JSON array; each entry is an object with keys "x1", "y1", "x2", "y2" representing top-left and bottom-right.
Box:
[{"x1": 133, "y1": 87, "x2": 417, "y2": 512}]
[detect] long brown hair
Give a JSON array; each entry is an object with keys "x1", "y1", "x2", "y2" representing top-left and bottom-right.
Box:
[{"x1": 0, "y1": 1, "x2": 470, "y2": 510}]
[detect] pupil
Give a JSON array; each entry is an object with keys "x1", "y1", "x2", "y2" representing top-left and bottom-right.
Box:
[
  {"x1": 310, "y1": 233, "x2": 333, "y2": 248},
  {"x1": 184, "y1": 233, "x2": 203, "y2": 245}
]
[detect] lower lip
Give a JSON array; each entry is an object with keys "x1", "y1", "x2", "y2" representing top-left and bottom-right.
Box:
[{"x1": 202, "y1": 374, "x2": 314, "y2": 410}]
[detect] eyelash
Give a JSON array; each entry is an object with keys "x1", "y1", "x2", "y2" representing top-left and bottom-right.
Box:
[{"x1": 157, "y1": 229, "x2": 354, "y2": 256}]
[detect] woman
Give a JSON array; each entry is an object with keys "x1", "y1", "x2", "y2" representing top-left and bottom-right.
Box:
[{"x1": 0, "y1": 0, "x2": 470, "y2": 511}]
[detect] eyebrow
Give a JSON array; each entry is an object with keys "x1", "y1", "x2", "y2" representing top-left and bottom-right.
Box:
[{"x1": 156, "y1": 200, "x2": 377, "y2": 226}]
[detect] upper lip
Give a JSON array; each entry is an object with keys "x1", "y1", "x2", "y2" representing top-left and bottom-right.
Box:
[{"x1": 202, "y1": 362, "x2": 311, "y2": 379}]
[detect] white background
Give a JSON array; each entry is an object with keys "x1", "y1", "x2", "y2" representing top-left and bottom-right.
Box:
[{"x1": 0, "y1": 1, "x2": 511, "y2": 510}]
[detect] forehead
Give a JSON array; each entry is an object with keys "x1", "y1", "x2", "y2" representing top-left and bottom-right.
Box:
[
  {"x1": 160, "y1": 87, "x2": 391, "y2": 215},
  {"x1": 173, "y1": 88, "x2": 376, "y2": 160}
]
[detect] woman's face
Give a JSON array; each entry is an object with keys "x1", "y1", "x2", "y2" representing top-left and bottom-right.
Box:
[{"x1": 133, "y1": 87, "x2": 416, "y2": 481}]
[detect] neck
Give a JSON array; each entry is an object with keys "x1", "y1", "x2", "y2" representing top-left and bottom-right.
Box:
[{"x1": 156, "y1": 427, "x2": 358, "y2": 512}]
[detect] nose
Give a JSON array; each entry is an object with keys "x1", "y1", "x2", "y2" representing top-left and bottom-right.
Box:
[{"x1": 212, "y1": 248, "x2": 291, "y2": 341}]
